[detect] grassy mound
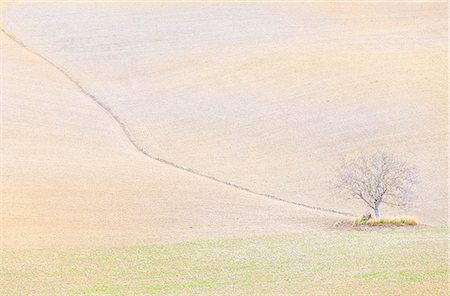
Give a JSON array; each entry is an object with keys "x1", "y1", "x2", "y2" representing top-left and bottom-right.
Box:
[{"x1": 353, "y1": 216, "x2": 418, "y2": 227}]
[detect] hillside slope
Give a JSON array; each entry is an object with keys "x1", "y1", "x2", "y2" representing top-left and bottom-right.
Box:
[
  {"x1": 2, "y1": 33, "x2": 334, "y2": 248},
  {"x1": 1, "y1": 2, "x2": 447, "y2": 248}
]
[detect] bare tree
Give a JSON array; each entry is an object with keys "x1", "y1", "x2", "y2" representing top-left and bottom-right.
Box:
[{"x1": 335, "y1": 152, "x2": 418, "y2": 218}]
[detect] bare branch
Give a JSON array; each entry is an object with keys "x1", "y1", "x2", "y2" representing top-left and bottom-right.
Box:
[{"x1": 334, "y1": 152, "x2": 417, "y2": 217}]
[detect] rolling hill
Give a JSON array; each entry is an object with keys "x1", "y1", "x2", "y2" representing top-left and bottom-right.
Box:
[{"x1": 1, "y1": 2, "x2": 447, "y2": 249}]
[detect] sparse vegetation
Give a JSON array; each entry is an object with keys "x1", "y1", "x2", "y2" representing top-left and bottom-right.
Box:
[
  {"x1": 1, "y1": 228, "x2": 446, "y2": 295},
  {"x1": 353, "y1": 216, "x2": 418, "y2": 226}
]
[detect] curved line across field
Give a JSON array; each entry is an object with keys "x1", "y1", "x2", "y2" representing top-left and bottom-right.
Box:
[{"x1": 1, "y1": 27, "x2": 355, "y2": 217}]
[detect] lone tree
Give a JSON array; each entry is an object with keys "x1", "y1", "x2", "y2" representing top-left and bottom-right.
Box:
[{"x1": 335, "y1": 152, "x2": 417, "y2": 218}]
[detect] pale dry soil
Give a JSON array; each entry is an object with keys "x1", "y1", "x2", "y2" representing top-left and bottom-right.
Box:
[
  {"x1": 1, "y1": 25, "x2": 334, "y2": 248},
  {"x1": 2, "y1": 2, "x2": 447, "y2": 232},
  {"x1": 1, "y1": 227, "x2": 447, "y2": 295}
]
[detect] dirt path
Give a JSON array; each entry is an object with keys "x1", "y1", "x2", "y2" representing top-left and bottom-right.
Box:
[{"x1": 1, "y1": 27, "x2": 355, "y2": 217}]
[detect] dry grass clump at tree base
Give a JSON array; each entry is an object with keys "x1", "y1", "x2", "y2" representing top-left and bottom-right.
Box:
[{"x1": 352, "y1": 216, "x2": 418, "y2": 227}]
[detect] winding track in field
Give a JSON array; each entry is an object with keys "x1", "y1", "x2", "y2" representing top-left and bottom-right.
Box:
[{"x1": 1, "y1": 27, "x2": 355, "y2": 217}]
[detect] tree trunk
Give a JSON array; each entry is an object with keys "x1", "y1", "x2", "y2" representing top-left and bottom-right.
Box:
[{"x1": 374, "y1": 206, "x2": 380, "y2": 218}]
